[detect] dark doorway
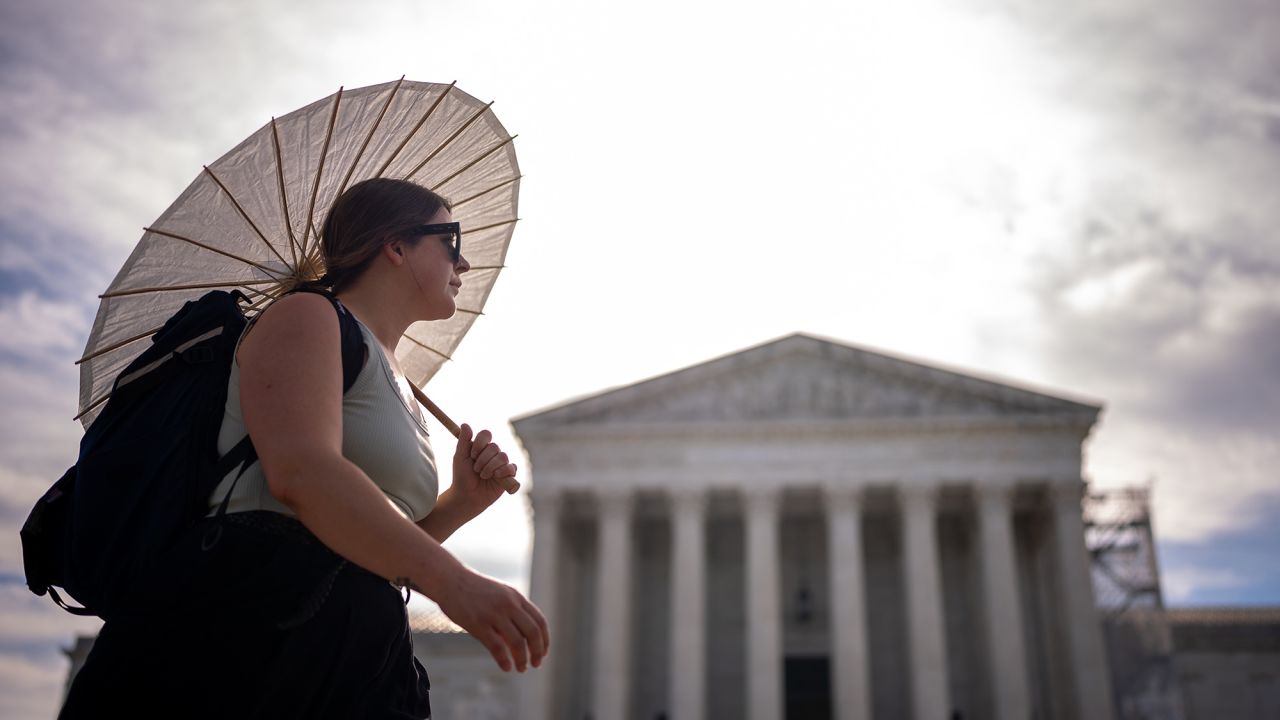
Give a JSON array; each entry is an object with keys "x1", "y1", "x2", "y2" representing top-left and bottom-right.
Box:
[{"x1": 785, "y1": 656, "x2": 832, "y2": 720}]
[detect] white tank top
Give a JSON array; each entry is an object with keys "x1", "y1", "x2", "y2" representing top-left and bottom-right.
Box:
[{"x1": 208, "y1": 315, "x2": 438, "y2": 522}]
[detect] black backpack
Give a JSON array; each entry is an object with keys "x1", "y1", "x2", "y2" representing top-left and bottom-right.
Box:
[{"x1": 20, "y1": 287, "x2": 365, "y2": 619}]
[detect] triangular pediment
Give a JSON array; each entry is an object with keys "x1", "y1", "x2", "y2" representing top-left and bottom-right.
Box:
[{"x1": 514, "y1": 334, "x2": 1099, "y2": 429}]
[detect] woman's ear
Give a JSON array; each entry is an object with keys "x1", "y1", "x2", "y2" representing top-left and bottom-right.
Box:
[{"x1": 383, "y1": 242, "x2": 405, "y2": 264}]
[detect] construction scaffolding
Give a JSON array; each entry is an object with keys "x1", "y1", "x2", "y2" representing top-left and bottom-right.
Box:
[{"x1": 1085, "y1": 485, "x2": 1185, "y2": 720}]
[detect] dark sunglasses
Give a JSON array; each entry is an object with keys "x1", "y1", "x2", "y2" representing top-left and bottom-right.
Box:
[{"x1": 412, "y1": 222, "x2": 462, "y2": 263}]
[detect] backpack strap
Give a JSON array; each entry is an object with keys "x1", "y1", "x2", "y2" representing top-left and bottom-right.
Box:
[
  {"x1": 206, "y1": 287, "x2": 367, "y2": 539},
  {"x1": 207, "y1": 434, "x2": 258, "y2": 531},
  {"x1": 48, "y1": 586, "x2": 96, "y2": 616}
]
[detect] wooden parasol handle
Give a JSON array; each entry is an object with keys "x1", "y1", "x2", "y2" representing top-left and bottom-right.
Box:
[{"x1": 409, "y1": 384, "x2": 520, "y2": 494}]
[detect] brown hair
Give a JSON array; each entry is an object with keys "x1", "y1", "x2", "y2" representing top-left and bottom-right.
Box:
[{"x1": 312, "y1": 178, "x2": 452, "y2": 293}]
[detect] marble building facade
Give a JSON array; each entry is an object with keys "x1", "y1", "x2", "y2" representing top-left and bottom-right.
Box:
[
  {"x1": 60, "y1": 334, "x2": 1279, "y2": 718},
  {"x1": 511, "y1": 333, "x2": 1116, "y2": 720}
]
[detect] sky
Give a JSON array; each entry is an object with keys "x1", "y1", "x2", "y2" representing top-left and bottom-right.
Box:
[{"x1": 2, "y1": 0, "x2": 1278, "y2": 716}]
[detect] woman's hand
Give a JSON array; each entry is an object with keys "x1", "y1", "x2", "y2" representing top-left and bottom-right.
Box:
[
  {"x1": 434, "y1": 565, "x2": 549, "y2": 672},
  {"x1": 450, "y1": 424, "x2": 517, "y2": 517}
]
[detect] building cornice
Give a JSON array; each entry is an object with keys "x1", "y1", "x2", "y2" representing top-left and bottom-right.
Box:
[{"x1": 516, "y1": 411, "x2": 1097, "y2": 445}]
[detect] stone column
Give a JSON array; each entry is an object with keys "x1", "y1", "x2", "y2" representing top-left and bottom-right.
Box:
[
  {"x1": 518, "y1": 489, "x2": 562, "y2": 720},
  {"x1": 826, "y1": 484, "x2": 872, "y2": 720},
  {"x1": 744, "y1": 486, "x2": 783, "y2": 720},
  {"x1": 670, "y1": 488, "x2": 708, "y2": 720},
  {"x1": 1050, "y1": 481, "x2": 1116, "y2": 720},
  {"x1": 593, "y1": 490, "x2": 635, "y2": 720},
  {"x1": 900, "y1": 482, "x2": 949, "y2": 720},
  {"x1": 975, "y1": 482, "x2": 1031, "y2": 720}
]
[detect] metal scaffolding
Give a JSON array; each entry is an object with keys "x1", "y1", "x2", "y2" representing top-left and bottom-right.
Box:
[
  {"x1": 1085, "y1": 485, "x2": 1185, "y2": 720},
  {"x1": 1087, "y1": 486, "x2": 1164, "y2": 615}
]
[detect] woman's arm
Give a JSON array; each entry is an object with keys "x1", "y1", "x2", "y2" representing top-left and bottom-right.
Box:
[
  {"x1": 418, "y1": 424, "x2": 518, "y2": 543},
  {"x1": 417, "y1": 487, "x2": 474, "y2": 543},
  {"x1": 238, "y1": 293, "x2": 548, "y2": 672}
]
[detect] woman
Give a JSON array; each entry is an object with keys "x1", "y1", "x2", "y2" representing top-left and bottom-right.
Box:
[{"x1": 61, "y1": 178, "x2": 547, "y2": 719}]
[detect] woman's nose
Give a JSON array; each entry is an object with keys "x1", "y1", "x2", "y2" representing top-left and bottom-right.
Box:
[{"x1": 456, "y1": 253, "x2": 471, "y2": 273}]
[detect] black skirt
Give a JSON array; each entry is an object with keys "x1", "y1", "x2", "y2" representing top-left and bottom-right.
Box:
[{"x1": 59, "y1": 511, "x2": 432, "y2": 719}]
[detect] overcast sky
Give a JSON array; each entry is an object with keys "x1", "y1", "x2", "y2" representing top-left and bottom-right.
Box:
[{"x1": 2, "y1": 0, "x2": 1278, "y2": 716}]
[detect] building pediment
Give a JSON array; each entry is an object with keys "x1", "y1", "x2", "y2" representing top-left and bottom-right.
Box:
[{"x1": 514, "y1": 334, "x2": 1099, "y2": 431}]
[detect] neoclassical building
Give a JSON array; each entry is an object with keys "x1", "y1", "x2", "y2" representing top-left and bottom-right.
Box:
[
  {"x1": 511, "y1": 333, "x2": 1116, "y2": 720},
  {"x1": 60, "y1": 333, "x2": 1278, "y2": 718}
]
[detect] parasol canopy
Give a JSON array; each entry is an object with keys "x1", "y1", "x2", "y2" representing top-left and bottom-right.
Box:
[{"x1": 75, "y1": 79, "x2": 520, "y2": 438}]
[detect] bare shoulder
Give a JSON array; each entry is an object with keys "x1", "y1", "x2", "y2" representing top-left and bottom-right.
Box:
[{"x1": 238, "y1": 292, "x2": 340, "y2": 361}]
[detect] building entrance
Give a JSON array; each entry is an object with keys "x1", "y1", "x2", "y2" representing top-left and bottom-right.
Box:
[{"x1": 785, "y1": 656, "x2": 832, "y2": 720}]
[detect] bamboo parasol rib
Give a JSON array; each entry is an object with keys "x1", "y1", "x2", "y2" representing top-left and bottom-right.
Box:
[
  {"x1": 431, "y1": 135, "x2": 517, "y2": 193},
  {"x1": 463, "y1": 218, "x2": 518, "y2": 235},
  {"x1": 374, "y1": 81, "x2": 456, "y2": 179},
  {"x1": 336, "y1": 76, "x2": 405, "y2": 199},
  {"x1": 76, "y1": 327, "x2": 161, "y2": 366},
  {"x1": 402, "y1": 334, "x2": 452, "y2": 360},
  {"x1": 452, "y1": 176, "x2": 521, "y2": 209},
  {"x1": 202, "y1": 166, "x2": 291, "y2": 270},
  {"x1": 144, "y1": 227, "x2": 289, "y2": 280},
  {"x1": 270, "y1": 117, "x2": 303, "y2": 271},
  {"x1": 100, "y1": 279, "x2": 277, "y2": 299},
  {"x1": 74, "y1": 388, "x2": 112, "y2": 422},
  {"x1": 301, "y1": 87, "x2": 345, "y2": 261},
  {"x1": 405, "y1": 101, "x2": 495, "y2": 181}
]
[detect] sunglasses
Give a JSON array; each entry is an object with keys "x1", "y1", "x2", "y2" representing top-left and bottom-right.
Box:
[{"x1": 412, "y1": 222, "x2": 462, "y2": 263}]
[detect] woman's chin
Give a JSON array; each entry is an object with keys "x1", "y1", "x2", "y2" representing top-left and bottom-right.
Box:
[{"x1": 422, "y1": 302, "x2": 457, "y2": 322}]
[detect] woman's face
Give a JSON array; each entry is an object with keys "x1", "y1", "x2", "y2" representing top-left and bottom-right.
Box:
[{"x1": 401, "y1": 207, "x2": 470, "y2": 321}]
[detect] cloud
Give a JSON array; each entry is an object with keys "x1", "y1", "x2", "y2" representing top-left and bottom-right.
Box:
[
  {"x1": 1, "y1": 0, "x2": 169, "y2": 251},
  {"x1": 1158, "y1": 493, "x2": 1280, "y2": 604},
  {"x1": 0, "y1": 583, "x2": 101, "y2": 648},
  {"x1": 0, "y1": 465, "x2": 57, "y2": 541},
  {"x1": 0, "y1": 361, "x2": 81, "y2": 484},
  {"x1": 0, "y1": 650, "x2": 68, "y2": 719},
  {"x1": 961, "y1": 0, "x2": 1280, "y2": 543},
  {"x1": 0, "y1": 0, "x2": 403, "y2": 303},
  {"x1": 1161, "y1": 567, "x2": 1249, "y2": 605},
  {"x1": 0, "y1": 582, "x2": 101, "y2": 719},
  {"x1": 0, "y1": 291, "x2": 90, "y2": 363},
  {"x1": 1087, "y1": 426, "x2": 1280, "y2": 543},
  {"x1": 1036, "y1": 207, "x2": 1280, "y2": 435}
]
